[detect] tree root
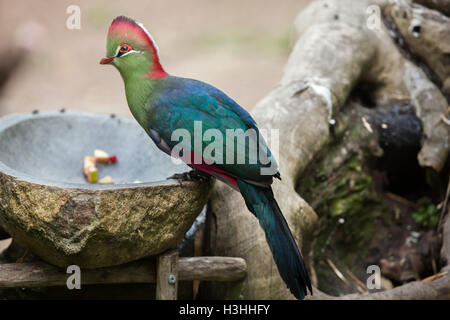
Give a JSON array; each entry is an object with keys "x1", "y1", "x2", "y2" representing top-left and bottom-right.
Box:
[
  {"x1": 414, "y1": 0, "x2": 450, "y2": 17},
  {"x1": 204, "y1": 0, "x2": 450, "y2": 299}
]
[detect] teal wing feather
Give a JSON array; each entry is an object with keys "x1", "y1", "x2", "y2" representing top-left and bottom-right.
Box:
[
  {"x1": 147, "y1": 76, "x2": 278, "y2": 182},
  {"x1": 143, "y1": 76, "x2": 311, "y2": 300}
]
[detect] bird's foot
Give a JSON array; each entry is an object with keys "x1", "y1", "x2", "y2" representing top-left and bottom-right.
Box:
[{"x1": 167, "y1": 170, "x2": 210, "y2": 184}]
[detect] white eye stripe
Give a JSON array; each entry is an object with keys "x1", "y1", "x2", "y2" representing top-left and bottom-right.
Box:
[
  {"x1": 114, "y1": 45, "x2": 141, "y2": 58},
  {"x1": 119, "y1": 49, "x2": 140, "y2": 57},
  {"x1": 114, "y1": 45, "x2": 121, "y2": 57}
]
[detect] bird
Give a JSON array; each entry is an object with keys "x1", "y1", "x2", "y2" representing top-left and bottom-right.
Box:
[{"x1": 100, "y1": 16, "x2": 312, "y2": 299}]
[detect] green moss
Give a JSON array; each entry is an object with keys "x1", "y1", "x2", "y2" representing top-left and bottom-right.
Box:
[
  {"x1": 297, "y1": 111, "x2": 388, "y2": 295},
  {"x1": 412, "y1": 197, "x2": 439, "y2": 228}
]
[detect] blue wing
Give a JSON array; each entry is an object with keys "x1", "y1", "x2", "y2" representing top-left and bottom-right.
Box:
[{"x1": 146, "y1": 76, "x2": 278, "y2": 182}]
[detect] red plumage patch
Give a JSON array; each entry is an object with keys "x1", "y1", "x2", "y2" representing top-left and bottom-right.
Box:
[
  {"x1": 176, "y1": 149, "x2": 239, "y2": 190},
  {"x1": 191, "y1": 163, "x2": 239, "y2": 189},
  {"x1": 108, "y1": 16, "x2": 168, "y2": 79}
]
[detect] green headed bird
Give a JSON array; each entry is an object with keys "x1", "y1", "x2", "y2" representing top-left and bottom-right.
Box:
[{"x1": 100, "y1": 16, "x2": 312, "y2": 299}]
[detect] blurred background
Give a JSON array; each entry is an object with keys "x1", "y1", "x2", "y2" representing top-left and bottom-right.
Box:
[{"x1": 0, "y1": 0, "x2": 312, "y2": 118}]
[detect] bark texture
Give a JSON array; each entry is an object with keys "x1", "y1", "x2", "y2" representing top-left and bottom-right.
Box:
[
  {"x1": 391, "y1": 1, "x2": 450, "y2": 98},
  {"x1": 415, "y1": 0, "x2": 450, "y2": 17},
  {"x1": 0, "y1": 256, "x2": 247, "y2": 288}
]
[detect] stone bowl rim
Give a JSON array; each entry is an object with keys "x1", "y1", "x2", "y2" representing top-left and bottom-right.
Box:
[{"x1": 0, "y1": 110, "x2": 185, "y2": 191}]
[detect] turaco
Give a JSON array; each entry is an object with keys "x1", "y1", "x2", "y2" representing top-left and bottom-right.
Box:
[{"x1": 100, "y1": 16, "x2": 312, "y2": 299}]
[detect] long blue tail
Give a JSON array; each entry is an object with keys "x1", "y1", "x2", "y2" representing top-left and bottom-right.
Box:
[{"x1": 237, "y1": 180, "x2": 312, "y2": 299}]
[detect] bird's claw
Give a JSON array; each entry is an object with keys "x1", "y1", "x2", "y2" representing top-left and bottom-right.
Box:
[
  {"x1": 167, "y1": 173, "x2": 187, "y2": 186},
  {"x1": 167, "y1": 170, "x2": 210, "y2": 184}
]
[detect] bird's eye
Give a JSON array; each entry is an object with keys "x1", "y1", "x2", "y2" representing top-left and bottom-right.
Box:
[
  {"x1": 116, "y1": 44, "x2": 133, "y2": 57},
  {"x1": 119, "y1": 44, "x2": 132, "y2": 53}
]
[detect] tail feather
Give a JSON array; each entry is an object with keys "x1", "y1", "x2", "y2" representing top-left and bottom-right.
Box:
[{"x1": 237, "y1": 180, "x2": 312, "y2": 299}]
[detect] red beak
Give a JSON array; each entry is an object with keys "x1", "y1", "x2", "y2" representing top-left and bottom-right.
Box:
[{"x1": 100, "y1": 57, "x2": 114, "y2": 64}]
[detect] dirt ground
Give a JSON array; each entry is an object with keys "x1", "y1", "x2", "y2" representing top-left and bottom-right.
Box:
[{"x1": 0, "y1": 0, "x2": 312, "y2": 118}]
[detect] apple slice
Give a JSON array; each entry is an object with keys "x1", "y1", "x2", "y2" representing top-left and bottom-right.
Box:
[
  {"x1": 99, "y1": 176, "x2": 114, "y2": 184},
  {"x1": 83, "y1": 156, "x2": 98, "y2": 183},
  {"x1": 94, "y1": 149, "x2": 110, "y2": 163},
  {"x1": 87, "y1": 167, "x2": 98, "y2": 183},
  {"x1": 94, "y1": 149, "x2": 118, "y2": 163},
  {"x1": 83, "y1": 156, "x2": 96, "y2": 174}
]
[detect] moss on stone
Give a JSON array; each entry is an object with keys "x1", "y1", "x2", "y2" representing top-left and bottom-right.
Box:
[
  {"x1": 0, "y1": 172, "x2": 211, "y2": 268},
  {"x1": 297, "y1": 108, "x2": 388, "y2": 295}
]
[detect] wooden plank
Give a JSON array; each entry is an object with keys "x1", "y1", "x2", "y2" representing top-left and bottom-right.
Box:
[
  {"x1": 156, "y1": 250, "x2": 178, "y2": 300},
  {"x1": 0, "y1": 258, "x2": 157, "y2": 288},
  {"x1": 179, "y1": 257, "x2": 247, "y2": 281},
  {"x1": 0, "y1": 256, "x2": 246, "y2": 288}
]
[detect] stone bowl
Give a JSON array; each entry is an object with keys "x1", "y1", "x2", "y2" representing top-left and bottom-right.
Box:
[{"x1": 0, "y1": 111, "x2": 210, "y2": 268}]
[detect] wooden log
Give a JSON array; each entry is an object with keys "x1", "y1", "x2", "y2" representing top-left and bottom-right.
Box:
[
  {"x1": 414, "y1": 0, "x2": 450, "y2": 17},
  {"x1": 389, "y1": 1, "x2": 450, "y2": 99},
  {"x1": 179, "y1": 257, "x2": 248, "y2": 281},
  {"x1": 0, "y1": 256, "x2": 247, "y2": 289},
  {"x1": 205, "y1": 0, "x2": 450, "y2": 300},
  {"x1": 156, "y1": 250, "x2": 179, "y2": 300}
]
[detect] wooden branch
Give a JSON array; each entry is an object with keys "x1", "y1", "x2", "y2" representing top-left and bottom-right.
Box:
[
  {"x1": 179, "y1": 257, "x2": 248, "y2": 281},
  {"x1": 156, "y1": 250, "x2": 178, "y2": 300},
  {"x1": 206, "y1": 0, "x2": 450, "y2": 300},
  {"x1": 414, "y1": 0, "x2": 450, "y2": 17},
  {"x1": 0, "y1": 256, "x2": 247, "y2": 289},
  {"x1": 385, "y1": 1, "x2": 450, "y2": 171},
  {"x1": 340, "y1": 270, "x2": 450, "y2": 300},
  {"x1": 206, "y1": 0, "x2": 381, "y2": 300}
]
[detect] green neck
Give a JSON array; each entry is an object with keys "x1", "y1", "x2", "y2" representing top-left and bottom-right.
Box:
[
  {"x1": 113, "y1": 49, "x2": 163, "y2": 129},
  {"x1": 120, "y1": 71, "x2": 159, "y2": 129}
]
